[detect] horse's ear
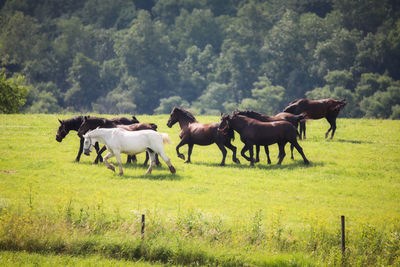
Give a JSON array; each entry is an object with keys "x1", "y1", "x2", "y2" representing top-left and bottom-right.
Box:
[{"x1": 58, "y1": 119, "x2": 63, "y2": 124}]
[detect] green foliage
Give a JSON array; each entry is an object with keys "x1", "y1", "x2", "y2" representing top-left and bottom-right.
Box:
[
  {"x1": 1, "y1": 0, "x2": 400, "y2": 117},
  {"x1": 0, "y1": 73, "x2": 29, "y2": 113},
  {"x1": 154, "y1": 96, "x2": 189, "y2": 114}
]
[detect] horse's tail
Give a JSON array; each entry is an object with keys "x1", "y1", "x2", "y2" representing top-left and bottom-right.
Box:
[{"x1": 160, "y1": 133, "x2": 172, "y2": 144}]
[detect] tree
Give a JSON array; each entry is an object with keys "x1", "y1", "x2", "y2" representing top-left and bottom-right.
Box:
[
  {"x1": 154, "y1": 96, "x2": 189, "y2": 114},
  {"x1": 0, "y1": 73, "x2": 29, "y2": 113},
  {"x1": 238, "y1": 76, "x2": 285, "y2": 115},
  {"x1": 64, "y1": 53, "x2": 102, "y2": 111}
]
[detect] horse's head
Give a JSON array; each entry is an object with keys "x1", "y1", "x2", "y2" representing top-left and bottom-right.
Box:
[
  {"x1": 56, "y1": 119, "x2": 69, "y2": 142},
  {"x1": 218, "y1": 114, "x2": 231, "y2": 134},
  {"x1": 83, "y1": 133, "x2": 94, "y2": 156},
  {"x1": 167, "y1": 107, "x2": 179, "y2": 128}
]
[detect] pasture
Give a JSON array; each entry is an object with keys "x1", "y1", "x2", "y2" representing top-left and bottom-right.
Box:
[{"x1": 0, "y1": 114, "x2": 399, "y2": 266}]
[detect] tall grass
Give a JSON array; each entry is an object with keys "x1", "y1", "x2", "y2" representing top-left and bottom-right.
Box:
[{"x1": 0, "y1": 114, "x2": 399, "y2": 266}]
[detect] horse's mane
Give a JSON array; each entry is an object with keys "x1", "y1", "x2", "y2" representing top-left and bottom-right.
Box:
[
  {"x1": 174, "y1": 107, "x2": 197, "y2": 122},
  {"x1": 234, "y1": 110, "x2": 271, "y2": 121},
  {"x1": 60, "y1": 116, "x2": 84, "y2": 130}
]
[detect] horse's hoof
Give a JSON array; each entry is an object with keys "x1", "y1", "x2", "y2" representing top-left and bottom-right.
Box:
[
  {"x1": 184, "y1": 161, "x2": 191, "y2": 164},
  {"x1": 178, "y1": 154, "x2": 185, "y2": 160},
  {"x1": 118, "y1": 173, "x2": 123, "y2": 176},
  {"x1": 219, "y1": 163, "x2": 225, "y2": 166},
  {"x1": 304, "y1": 160, "x2": 310, "y2": 165},
  {"x1": 169, "y1": 166, "x2": 176, "y2": 174},
  {"x1": 108, "y1": 166, "x2": 115, "y2": 172},
  {"x1": 234, "y1": 159, "x2": 241, "y2": 164}
]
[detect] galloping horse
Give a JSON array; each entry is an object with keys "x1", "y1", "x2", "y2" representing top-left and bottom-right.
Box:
[
  {"x1": 219, "y1": 114, "x2": 309, "y2": 166},
  {"x1": 83, "y1": 128, "x2": 176, "y2": 176},
  {"x1": 283, "y1": 98, "x2": 347, "y2": 139},
  {"x1": 233, "y1": 110, "x2": 306, "y2": 163},
  {"x1": 166, "y1": 107, "x2": 240, "y2": 166},
  {"x1": 56, "y1": 115, "x2": 138, "y2": 162},
  {"x1": 78, "y1": 116, "x2": 159, "y2": 165}
]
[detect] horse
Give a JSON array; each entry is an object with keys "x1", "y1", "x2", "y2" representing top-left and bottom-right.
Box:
[
  {"x1": 78, "y1": 116, "x2": 160, "y2": 165},
  {"x1": 83, "y1": 128, "x2": 176, "y2": 176},
  {"x1": 166, "y1": 107, "x2": 240, "y2": 166},
  {"x1": 233, "y1": 110, "x2": 306, "y2": 163},
  {"x1": 218, "y1": 113, "x2": 309, "y2": 166},
  {"x1": 56, "y1": 115, "x2": 138, "y2": 162},
  {"x1": 283, "y1": 98, "x2": 347, "y2": 139}
]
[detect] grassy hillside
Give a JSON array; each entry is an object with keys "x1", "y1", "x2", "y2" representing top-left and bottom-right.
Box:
[{"x1": 0, "y1": 114, "x2": 399, "y2": 266}]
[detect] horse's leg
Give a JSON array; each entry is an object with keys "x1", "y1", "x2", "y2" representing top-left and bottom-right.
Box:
[
  {"x1": 186, "y1": 143, "x2": 194, "y2": 163},
  {"x1": 157, "y1": 150, "x2": 176, "y2": 174},
  {"x1": 224, "y1": 141, "x2": 240, "y2": 164},
  {"x1": 155, "y1": 154, "x2": 162, "y2": 166},
  {"x1": 264, "y1": 145, "x2": 271, "y2": 164},
  {"x1": 176, "y1": 139, "x2": 188, "y2": 160},
  {"x1": 326, "y1": 117, "x2": 337, "y2": 139},
  {"x1": 300, "y1": 120, "x2": 306, "y2": 139},
  {"x1": 145, "y1": 151, "x2": 156, "y2": 174},
  {"x1": 290, "y1": 143, "x2": 294, "y2": 160},
  {"x1": 127, "y1": 155, "x2": 137, "y2": 165},
  {"x1": 277, "y1": 142, "x2": 286, "y2": 165},
  {"x1": 75, "y1": 137, "x2": 84, "y2": 162},
  {"x1": 291, "y1": 140, "x2": 309, "y2": 165},
  {"x1": 248, "y1": 145, "x2": 255, "y2": 166},
  {"x1": 143, "y1": 152, "x2": 149, "y2": 166},
  {"x1": 255, "y1": 145, "x2": 260, "y2": 163},
  {"x1": 216, "y1": 142, "x2": 227, "y2": 166},
  {"x1": 93, "y1": 144, "x2": 106, "y2": 164},
  {"x1": 114, "y1": 152, "x2": 123, "y2": 176},
  {"x1": 240, "y1": 144, "x2": 252, "y2": 163},
  {"x1": 103, "y1": 152, "x2": 115, "y2": 172}
]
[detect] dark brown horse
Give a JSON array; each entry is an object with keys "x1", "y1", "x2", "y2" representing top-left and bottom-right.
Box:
[
  {"x1": 78, "y1": 116, "x2": 159, "y2": 165},
  {"x1": 283, "y1": 98, "x2": 347, "y2": 139},
  {"x1": 56, "y1": 116, "x2": 99, "y2": 162},
  {"x1": 219, "y1": 113, "x2": 309, "y2": 166},
  {"x1": 233, "y1": 110, "x2": 306, "y2": 163},
  {"x1": 166, "y1": 107, "x2": 240, "y2": 166},
  {"x1": 56, "y1": 115, "x2": 138, "y2": 162}
]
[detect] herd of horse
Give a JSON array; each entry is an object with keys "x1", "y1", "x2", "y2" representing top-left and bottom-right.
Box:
[{"x1": 56, "y1": 98, "x2": 347, "y2": 175}]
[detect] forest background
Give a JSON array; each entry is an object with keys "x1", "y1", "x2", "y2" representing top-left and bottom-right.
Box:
[{"x1": 1, "y1": 0, "x2": 400, "y2": 118}]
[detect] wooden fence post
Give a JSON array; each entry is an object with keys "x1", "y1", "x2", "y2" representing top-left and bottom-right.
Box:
[
  {"x1": 141, "y1": 214, "x2": 145, "y2": 239},
  {"x1": 341, "y1": 215, "x2": 345, "y2": 255}
]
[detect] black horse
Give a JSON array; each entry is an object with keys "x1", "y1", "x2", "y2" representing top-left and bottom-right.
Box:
[
  {"x1": 166, "y1": 107, "x2": 240, "y2": 166},
  {"x1": 233, "y1": 110, "x2": 306, "y2": 163},
  {"x1": 78, "y1": 116, "x2": 160, "y2": 166},
  {"x1": 219, "y1": 113, "x2": 309, "y2": 166},
  {"x1": 56, "y1": 115, "x2": 138, "y2": 163}
]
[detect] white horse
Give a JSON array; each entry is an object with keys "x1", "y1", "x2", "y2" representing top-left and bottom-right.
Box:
[{"x1": 83, "y1": 128, "x2": 176, "y2": 175}]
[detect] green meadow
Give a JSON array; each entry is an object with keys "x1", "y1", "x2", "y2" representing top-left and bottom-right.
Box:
[{"x1": 0, "y1": 114, "x2": 399, "y2": 266}]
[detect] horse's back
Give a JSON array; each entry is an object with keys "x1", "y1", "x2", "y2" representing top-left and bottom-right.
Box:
[{"x1": 186, "y1": 122, "x2": 219, "y2": 145}]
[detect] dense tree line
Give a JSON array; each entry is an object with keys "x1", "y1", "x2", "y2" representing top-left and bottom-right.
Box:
[{"x1": 0, "y1": 0, "x2": 399, "y2": 118}]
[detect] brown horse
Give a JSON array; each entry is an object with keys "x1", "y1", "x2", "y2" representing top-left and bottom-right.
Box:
[
  {"x1": 283, "y1": 98, "x2": 347, "y2": 139},
  {"x1": 219, "y1": 113, "x2": 309, "y2": 166},
  {"x1": 77, "y1": 116, "x2": 160, "y2": 165},
  {"x1": 233, "y1": 110, "x2": 306, "y2": 163},
  {"x1": 166, "y1": 107, "x2": 240, "y2": 166},
  {"x1": 56, "y1": 115, "x2": 138, "y2": 162}
]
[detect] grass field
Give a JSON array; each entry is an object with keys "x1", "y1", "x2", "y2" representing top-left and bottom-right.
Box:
[{"x1": 0, "y1": 114, "x2": 399, "y2": 266}]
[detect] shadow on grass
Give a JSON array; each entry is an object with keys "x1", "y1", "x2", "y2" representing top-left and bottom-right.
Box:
[
  {"x1": 116, "y1": 172, "x2": 183, "y2": 181},
  {"x1": 330, "y1": 138, "x2": 373, "y2": 144},
  {"x1": 193, "y1": 160, "x2": 324, "y2": 170}
]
